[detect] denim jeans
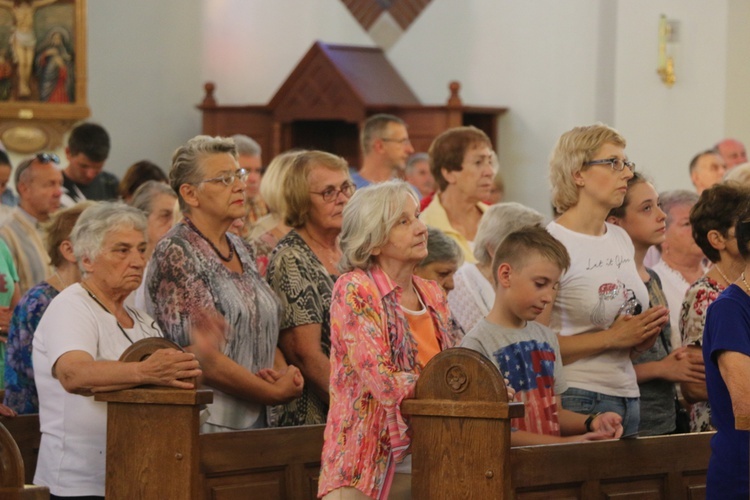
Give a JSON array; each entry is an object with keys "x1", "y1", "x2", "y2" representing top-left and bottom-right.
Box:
[{"x1": 561, "y1": 387, "x2": 640, "y2": 437}]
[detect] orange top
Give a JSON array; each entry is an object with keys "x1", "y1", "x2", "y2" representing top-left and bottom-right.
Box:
[{"x1": 402, "y1": 303, "x2": 440, "y2": 369}]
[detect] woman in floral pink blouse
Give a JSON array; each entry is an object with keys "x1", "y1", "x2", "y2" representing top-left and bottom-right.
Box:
[{"x1": 318, "y1": 180, "x2": 463, "y2": 500}]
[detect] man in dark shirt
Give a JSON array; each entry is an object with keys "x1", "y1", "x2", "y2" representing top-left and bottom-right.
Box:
[{"x1": 60, "y1": 123, "x2": 119, "y2": 206}]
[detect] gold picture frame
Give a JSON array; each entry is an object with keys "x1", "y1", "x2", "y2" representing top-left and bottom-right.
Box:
[{"x1": 0, "y1": 0, "x2": 88, "y2": 153}]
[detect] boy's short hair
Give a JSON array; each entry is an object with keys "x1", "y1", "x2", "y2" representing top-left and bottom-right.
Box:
[
  {"x1": 490, "y1": 226, "x2": 570, "y2": 285},
  {"x1": 68, "y1": 122, "x2": 110, "y2": 162}
]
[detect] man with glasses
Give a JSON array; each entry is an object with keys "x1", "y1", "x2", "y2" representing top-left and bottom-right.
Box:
[
  {"x1": 0, "y1": 153, "x2": 62, "y2": 294},
  {"x1": 350, "y1": 113, "x2": 415, "y2": 189},
  {"x1": 60, "y1": 122, "x2": 119, "y2": 207}
]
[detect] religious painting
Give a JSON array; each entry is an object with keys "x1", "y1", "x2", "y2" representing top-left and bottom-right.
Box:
[{"x1": 0, "y1": 0, "x2": 88, "y2": 153}]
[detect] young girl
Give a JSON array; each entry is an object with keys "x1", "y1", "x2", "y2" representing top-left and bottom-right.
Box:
[{"x1": 607, "y1": 172, "x2": 704, "y2": 435}]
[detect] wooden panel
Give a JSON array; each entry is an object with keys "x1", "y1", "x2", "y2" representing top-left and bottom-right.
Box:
[
  {"x1": 0, "y1": 415, "x2": 40, "y2": 486},
  {"x1": 204, "y1": 469, "x2": 285, "y2": 500}
]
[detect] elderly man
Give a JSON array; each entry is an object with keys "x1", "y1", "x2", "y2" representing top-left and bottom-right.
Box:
[
  {"x1": 404, "y1": 152, "x2": 436, "y2": 200},
  {"x1": 61, "y1": 122, "x2": 119, "y2": 207},
  {"x1": 231, "y1": 134, "x2": 267, "y2": 228},
  {"x1": 0, "y1": 153, "x2": 62, "y2": 293},
  {"x1": 690, "y1": 149, "x2": 726, "y2": 194},
  {"x1": 714, "y1": 138, "x2": 747, "y2": 170},
  {"x1": 350, "y1": 113, "x2": 415, "y2": 188}
]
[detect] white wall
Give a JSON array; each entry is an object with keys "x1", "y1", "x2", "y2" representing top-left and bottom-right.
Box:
[
  {"x1": 614, "y1": 1, "x2": 730, "y2": 194},
  {"x1": 10, "y1": 0, "x2": 745, "y2": 214}
]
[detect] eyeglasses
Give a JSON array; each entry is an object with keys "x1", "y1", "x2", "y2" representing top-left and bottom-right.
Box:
[
  {"x1": 199, "y1": 168, "x2": 249, "y2": 186},
  {"x1": 381, "y1": 137, "x2": 412, "y2": 146},
  {"x1": 35, "y1": 153, "x2": 60, "y2": 164},
  {"x1": 310, "y1": 181, "x2": 356, "y2": 203},
  {"x1": 584, "y1": 158, "x2": 636, "y2": 172}
]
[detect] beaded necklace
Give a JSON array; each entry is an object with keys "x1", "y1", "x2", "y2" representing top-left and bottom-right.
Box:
[{"x1": 183, "y1": 217, "x2": 235, "y2": 262}]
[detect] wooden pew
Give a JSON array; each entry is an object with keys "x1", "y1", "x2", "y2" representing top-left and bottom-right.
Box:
[
  {"x1": 0, "y1": 417, "x2": 48, "y2": 499},
  {"x1": 6, "y1": 339, "x2": 710, "y2": 499}
]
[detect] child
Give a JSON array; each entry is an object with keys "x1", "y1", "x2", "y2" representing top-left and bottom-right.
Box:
[
  {"x1": 460, "y1": 226, "x2": 623, "y2": 445},
  {"x1": 607, "y1": 172, "x2": 706, "y2": 435}
]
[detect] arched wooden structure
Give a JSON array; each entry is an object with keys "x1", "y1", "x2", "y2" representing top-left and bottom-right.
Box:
[
  {"x1": 402, "y1": 347, "x2": 524, "y2": 499},
  {"x1": 0, "y1": 420, "x2": 48, "y2": 499}
]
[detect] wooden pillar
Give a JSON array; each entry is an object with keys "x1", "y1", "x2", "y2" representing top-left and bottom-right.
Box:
[
  {"x1": 0, "y1": 421, "x2": 49, "y2": 499},
  {"x1": 401, "y1": 348, "x2": 523, "y2": 500},
  {"x1": 94, "y1": 338, "x2": 213, "y2": 500}
]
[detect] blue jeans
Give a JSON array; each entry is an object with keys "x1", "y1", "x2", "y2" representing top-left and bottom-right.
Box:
[{"x1": 561, "y1": 387, "x2": 640, "y2": 437}]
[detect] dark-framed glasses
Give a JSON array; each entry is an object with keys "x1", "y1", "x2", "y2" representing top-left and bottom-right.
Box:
[
  {"x1": 584, "y1": 158, "x2": 636, "y2": 172},
  {"x1": 200, "y1": 168, "x2": 249, "y2": 186},
  {"x1": 310, "y1": 181, "x2": 356, "y2": 203},
  {"x1": 35, "y1": 152, "x2": 60, "y2": 164}
]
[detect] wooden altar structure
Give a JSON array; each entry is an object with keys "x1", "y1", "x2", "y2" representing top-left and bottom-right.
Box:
[{"x1": 198, "y1": 41, "x2": 507, "y2": 166}]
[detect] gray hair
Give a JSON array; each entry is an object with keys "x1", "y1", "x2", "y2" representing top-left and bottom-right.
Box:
[
  {"x1": 419, "y1": 226, "x2": 464, "y2": 268},
  {"x1": 71, "y1": 202, "x2": 147, "y2": 274},
  {"x1": 339, "y1": 180, "x2": 418, "y2": 272},
  {"x1": 473, "y1": 202, "x2": 545, "y2": 265},
  {"x1": 724, "y1": 162, "x2": 750, "y2": 185},
  {"x1": 231, "y1": 134, "x2": 262, "y2": 157},
  {"x1": 129, "y1": 180, "x2": 177, "y2": 215},
  {"x1": 405, "y1": 152, "x2": 429, "y2": 175},
  {"x1": 170, "y1": 135, "x2": 237, "y2": 211},
  {"x1": 360, "y1": 114, "x2": 406, "y2": 155},
  {"x1": 659, "y1": 189, "x2": 699, "y2": 229}
]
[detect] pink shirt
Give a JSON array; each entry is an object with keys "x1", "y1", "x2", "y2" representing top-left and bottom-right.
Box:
[{"x1": 318, "y1": 266, "x2": 462, "y2": 499}]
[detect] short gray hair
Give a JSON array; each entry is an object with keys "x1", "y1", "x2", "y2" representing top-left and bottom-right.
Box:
[
  {"x1": 71, "y1": 202, "x2": 147, "y2": 274},
  {"x1": 419, "y1": 226, "x2": 464, "y2": 268},
  {"x1": 231, "y1": 134, "x2": 261, "y2": 157},
  {"x1": 473, "y1": 202, "x2": 545, "y2": 265},
  {"x1": 405, "y1": 152, "x2": 429, "y2": 175},
  {"x1": 170, "y1": 135, "x2": 237, "y2": 211},
  {"x1": 339, "y1": 180, "x2": 418, "y2": 272},
  {"x1": 659, "y1": 189, "x2": 699, "y2": 229},
  {"x1": 129, "y1": 180, "x2": 177, "y2": 215}
]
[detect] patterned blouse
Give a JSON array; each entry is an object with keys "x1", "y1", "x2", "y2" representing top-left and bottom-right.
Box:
[
  {"x1": 318, "y1": 266, "x2": 462, "y2": 499},
  {"x1": 3, "y1": 281, "x2": 58, "y2": 414},
  {"x1": 147, "y1": 222, "x2": 281, "y2": 430},
  {"x1": 680, "y1": 275, "x2": 725, "y2": 432},
  {"x1": 266, "y1": 230, "x2": 335, "y2": 426}
]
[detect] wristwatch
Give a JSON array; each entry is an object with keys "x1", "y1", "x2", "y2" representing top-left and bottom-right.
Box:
[{"x1": 585, "y1": 412, "x2": 601, "y2": 432}]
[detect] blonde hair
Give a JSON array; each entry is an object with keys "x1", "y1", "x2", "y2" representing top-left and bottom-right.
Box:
[
  {"x1": 549, "y1": 124, "x2": 626, "y2": 214},
  {"x1": 259, "y1": 150, "x2": 304, "y2": 215}
]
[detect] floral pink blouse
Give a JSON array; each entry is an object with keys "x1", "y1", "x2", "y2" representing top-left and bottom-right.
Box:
[{"x1": 318, "y1": 266, "x2": 462, "y2": 499}]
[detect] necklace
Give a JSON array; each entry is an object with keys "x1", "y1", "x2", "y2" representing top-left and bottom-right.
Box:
[
  {"x1": 742, "y1": 273, "x2": 750, "y2": 295},
  {"x1": 714, "y1": 264, "x2": 736, "y2": 286},
  {"x1": 53, "y1": 270, "x2": 69, "y2": 289},
  {"x1": 184, "y1": 217, "x2": 235, "y2": 262},
  {"x1": 80, "y1": 281, "x2": 135, "y2": 344},
  {"x1": 300, "y1": 228, "x2": 340, "y2": 269}
]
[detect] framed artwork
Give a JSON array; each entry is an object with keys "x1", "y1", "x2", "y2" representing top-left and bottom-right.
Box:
[{"x1": 0, "y1": 0, "x2": 89, "y2": 153}]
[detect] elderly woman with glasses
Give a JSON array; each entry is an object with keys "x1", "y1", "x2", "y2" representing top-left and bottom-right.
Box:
[
  {"x1": 420, "y1": 126, "x2": 495, "y2": 264},
  {"x1": 148, "y1": 135, "x2": 303, "y2": 433},
  {"x1": 266, "y1": 151, "x2": 354, "y2": 427},
  {"x1": 32, "y1": 202, "x2": 201, "y2": 498},
  {"x1": 318, "y1": 180, "x2": 462, "y2": 500},
  {"x1": 537, "y1": 124, "x2": 669, "y2": 437}
]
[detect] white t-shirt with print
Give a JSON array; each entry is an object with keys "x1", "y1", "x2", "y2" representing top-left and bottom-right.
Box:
[{"x1": 547, "y1": 221, "x2": 648, "y2": 398}]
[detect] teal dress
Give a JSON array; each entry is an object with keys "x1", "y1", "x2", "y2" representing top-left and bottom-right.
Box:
[{"x1": 0, "y1": 238, "x2": 19, "y2": 387}]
